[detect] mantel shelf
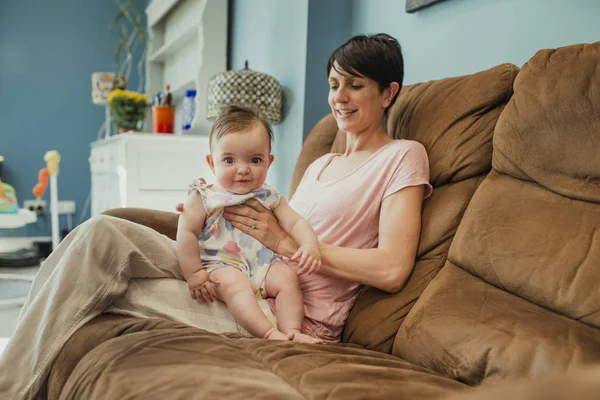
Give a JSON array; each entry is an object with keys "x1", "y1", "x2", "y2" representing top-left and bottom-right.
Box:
[
  {"x1": 171, "y1": 78, "x2": 196, "y2": 102},
  {"x1": 146, "y1": 0, "x2": 179, "y2": 29},
  {"x1": 148, "y1": 23, "x2": 199, "y2": 63}
]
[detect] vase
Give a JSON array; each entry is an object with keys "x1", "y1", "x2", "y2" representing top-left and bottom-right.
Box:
[
  {"x1": 91, "y1": 72, "x2": 126, "y2": 105},
  {"x1": 118, "y1": 127, "x2": 138, "y2": 134},
  {"x1": 152, "y1": 106, "x2": 175, "y2": 134}
]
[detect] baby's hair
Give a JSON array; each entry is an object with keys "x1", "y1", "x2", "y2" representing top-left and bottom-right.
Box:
[{"x1": 209, "y1": 105, "x2": 273, "y2": 151}]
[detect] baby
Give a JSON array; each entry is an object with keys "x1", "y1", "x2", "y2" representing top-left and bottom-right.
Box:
[{"x1": 176, "y1": 105, "x2": 322, "y2": 343}]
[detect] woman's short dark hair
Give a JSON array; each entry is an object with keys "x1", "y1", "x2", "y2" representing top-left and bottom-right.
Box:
[{"x1": 327, "y1": 33, "x2": 404, "y2": 112}]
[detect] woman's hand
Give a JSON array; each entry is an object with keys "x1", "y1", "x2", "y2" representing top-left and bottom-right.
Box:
[{"x1": 223, "y1": 199, "x2": 297, "y2": 257}]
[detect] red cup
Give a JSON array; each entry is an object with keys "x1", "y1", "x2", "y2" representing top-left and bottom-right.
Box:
[{"x1": 152, "y1": 106, "x2": 175, "y2": 134}]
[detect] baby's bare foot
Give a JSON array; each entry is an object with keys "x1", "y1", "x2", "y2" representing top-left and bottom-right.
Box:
[
  {"x1": 289, "y1": 330, "x2": 323, "y2": 344},
  {"x1": 264, "y1": 327, "x2": 293, "y2": 341}
]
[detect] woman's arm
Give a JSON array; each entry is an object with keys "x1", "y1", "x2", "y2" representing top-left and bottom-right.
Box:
[
  {"x1": 223, "y1": 185, "x2": 424, "y2": 293},
  {"x1": 319, "y1": 185, "x2": 424, "y2": 293},
  {"x1": 273, "y1": 197, "x2": 319, "y2": 248},
  {"x1": 273, "y1": 197, "x2": 321, "y2": 273}
]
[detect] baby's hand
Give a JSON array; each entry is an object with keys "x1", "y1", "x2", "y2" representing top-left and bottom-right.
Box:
[
  {"x1": 187, "y1": 269, "x2": 220, "y2": 303},
  {"x1": 291, "y1": 244, "x2": 321, "y2": 275},
  {"x1": 187, "y1": 269, "x2": 209, "y2": 289}
]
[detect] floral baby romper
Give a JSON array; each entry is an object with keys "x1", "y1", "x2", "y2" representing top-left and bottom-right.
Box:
[{"x1": 190, "y1": 182, "x2": 282, "y2": 297}]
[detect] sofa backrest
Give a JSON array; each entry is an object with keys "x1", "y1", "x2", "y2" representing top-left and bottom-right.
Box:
[
  {"x1": 292, "y1": 63, "x2": 518, "y2": 353},
  {"x1": 394, "y1": 41, "x2": 600, "y2": 384}
]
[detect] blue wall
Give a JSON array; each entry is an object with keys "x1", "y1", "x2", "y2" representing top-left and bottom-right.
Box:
[
  {"x1": 229, "y1": 0, "x2": 353, "y2": 192},
  {"x1": 229, "y1": 0, "x2": 309, "y2": 196},
  {"x1": 303, "y1": 0, "x2": 353, "y2": 140},
  {"x1": 352, "y1": 0, "x2": 600, "y2": 84},
  {"x1": 0, "y1": 0, "x2": 145, "y2": 238},
  {"x1": 4, "y1": 0, "x2": 599, "y2": 237},
  {"x1": 228, "y1": 0, "x2": 600, "y2": 193}
]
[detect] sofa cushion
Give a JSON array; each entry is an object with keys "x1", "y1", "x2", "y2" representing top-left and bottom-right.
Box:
[
  {"x1": 289, "y1": 115, "x2": 339, "y2": 198},
  {"x1": 343, "y1": 64, "x2": 518, "y2": 352},
  {"x1": 388, "y1": 64, "x2": 518, "y2": 187},
  {"x1": 49, "y1": 315, "x2": 468, "y2": 400},
  {"x1": 394, "y1": 261, "x2": 600, "y2": 384},
  {"x1": 441, "y1": 365, "x2": 600, "y2": 400},
  {"x1": 395, "y1": 42, "x2": 600, "y2": 383},
  {"x1": 103, "y1": 207, "x2": 179, "y2": 239},
  {"x1": 493, "y1": 42, "x2": 600, "y2": 202},
  {"x1": 451, "y1": 172, "x2": 600, "y2": 327}
]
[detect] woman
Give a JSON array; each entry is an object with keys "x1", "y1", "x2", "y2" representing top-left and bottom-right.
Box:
[{"x1": 0, "y1": 33, "x2": 432, "y2": 400}]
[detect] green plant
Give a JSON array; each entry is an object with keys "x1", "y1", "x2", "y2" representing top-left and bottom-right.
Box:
[
  {"x1": 108, "y1": 89, "x2": 149, "y2": 130},
  {"x1": 111, "y1": 0, "x2": 147, "y2": 92}
]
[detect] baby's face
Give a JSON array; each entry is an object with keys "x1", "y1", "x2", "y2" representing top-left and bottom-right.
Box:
[{"x1": 207, "y1": 122, "x2": 273, "y2": 194}]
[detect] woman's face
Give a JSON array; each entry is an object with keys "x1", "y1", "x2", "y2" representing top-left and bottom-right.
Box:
[{"x1": 328, "y1": 63, "x2": 396, "y2": 134}]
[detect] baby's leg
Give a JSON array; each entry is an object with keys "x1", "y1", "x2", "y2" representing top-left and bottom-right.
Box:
[
  {"x1": 265, "y1": 262, "x2": 323, "y2": 344},
  {"x1": 211, "y1": 267, "x2": 292, "y2": 341}
]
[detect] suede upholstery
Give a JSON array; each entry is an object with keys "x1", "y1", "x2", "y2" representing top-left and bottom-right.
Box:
[
  {"x1": 394, "y1": 41, "x2": 600, "y2": 384},
  {"x1": 47, "y1": 42, "x2": 600, "y2": 399},
  {"x1": 343, "y1": 63, "x2": 518, "y2": 352}
]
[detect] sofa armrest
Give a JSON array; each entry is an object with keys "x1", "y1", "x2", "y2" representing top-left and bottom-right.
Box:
[{"x1": 102, "y1": 208, "x2": 179, "y2": 240}]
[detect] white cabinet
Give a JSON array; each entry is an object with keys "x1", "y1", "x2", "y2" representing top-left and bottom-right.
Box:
[{"x1": 90, "y1": 133, "x2": 211, "y2": 216}]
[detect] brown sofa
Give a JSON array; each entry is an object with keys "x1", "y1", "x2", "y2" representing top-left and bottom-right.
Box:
[{"x1": 46, "y1": 41, "x2": 600, "y2": 399}]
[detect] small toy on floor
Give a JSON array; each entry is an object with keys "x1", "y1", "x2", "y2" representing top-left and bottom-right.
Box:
[
  {"x1": 0, "y1": 179, "x2": 18, "y2": 214},
  {"x1": 31, "y1": 168, "x2": 49, "y2": 215}
]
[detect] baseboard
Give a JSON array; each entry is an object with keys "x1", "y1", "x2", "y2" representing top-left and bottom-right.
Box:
[{"x1": 0, "y1": 237, "x2": 51, "y2": 252}]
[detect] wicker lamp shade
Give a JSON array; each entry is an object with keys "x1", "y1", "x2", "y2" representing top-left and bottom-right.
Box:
[{"x1": 207, "y1": 62, "x2": 282, "y2": 124}]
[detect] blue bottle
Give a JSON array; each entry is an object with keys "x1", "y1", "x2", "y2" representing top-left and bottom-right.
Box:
[{"x1": 182, "y1": 89, "x2": 197, "y2": 132}]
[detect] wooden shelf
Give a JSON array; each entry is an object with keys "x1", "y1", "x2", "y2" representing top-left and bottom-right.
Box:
[
  {"x1": 146, "y1": 0, "x2": 180, "y2": 29},
  {"x1": 94, "y1": 132, "x2": 208, "y2": 142},
  {"x1": 147, "y1": 78, "x2": 195, "y2": 105},
  {"x1": 171, "y1": 78, "x2": 196, "y2": 102},
  {"x1": 148, "y1": 23, "x2": 199, "y2": 63}
]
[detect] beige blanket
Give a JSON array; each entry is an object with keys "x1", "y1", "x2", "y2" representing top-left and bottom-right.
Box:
[{"x1": 105, "y1": 277, "x2": 276, "y2": 335}]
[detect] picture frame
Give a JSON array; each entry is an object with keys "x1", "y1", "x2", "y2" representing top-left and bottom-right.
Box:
[{"x1": 406, "y1": 0, "x2": 449, "y2": 13}]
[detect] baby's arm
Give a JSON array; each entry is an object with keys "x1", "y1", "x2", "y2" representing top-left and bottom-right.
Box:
[
  {"x1": 176, "y1": 190, "x2": 208, "y2": 282},
  {"x1": 273, "y1": 197, "x2": 321, "y2": 274}
]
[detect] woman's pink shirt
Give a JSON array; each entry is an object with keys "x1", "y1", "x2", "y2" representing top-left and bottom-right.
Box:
[{"x1": 271, "y1": 140, "x2": 433, "y2": 342}]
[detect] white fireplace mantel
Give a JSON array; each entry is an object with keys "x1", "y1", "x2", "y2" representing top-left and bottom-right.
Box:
[{"x1": 145, "y1": 0, "x2": 228, "y2": 135}]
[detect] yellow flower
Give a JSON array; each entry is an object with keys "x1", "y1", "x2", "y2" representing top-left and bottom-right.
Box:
[
  {"x1": 135, "y1": 94, "x2": 149, "y2": 102},
  {"x1": 108, "y1": 89, "x2": 149, "y2": 103}
]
